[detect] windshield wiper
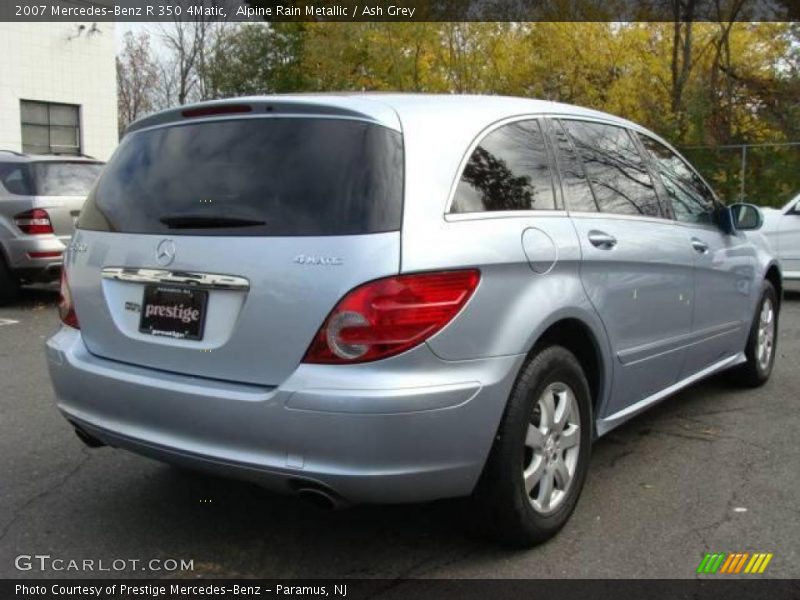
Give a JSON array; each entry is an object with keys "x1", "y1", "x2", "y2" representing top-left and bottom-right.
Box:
[{"x1": 159, "y1": 215, "x2": 266, "y2": 229}]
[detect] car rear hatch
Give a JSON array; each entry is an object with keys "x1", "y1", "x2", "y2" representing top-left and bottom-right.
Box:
[{"x1": 67, "y1": 111, "x2": 403, "y2": 386}]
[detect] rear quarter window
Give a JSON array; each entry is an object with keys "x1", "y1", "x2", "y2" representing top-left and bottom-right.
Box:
[
  {"x1": 0, "y1": 163, "x2": 34, "y2": 196},
  {"x1": 450, "y1": 119, "x2": 556, "y2": 213},
  {"x1": 79, "y1": 118, "x2": 404, "y2": 236}
]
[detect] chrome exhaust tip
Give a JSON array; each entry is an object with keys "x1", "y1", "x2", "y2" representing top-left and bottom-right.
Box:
[{"x1": 294, "y1": 485, "x2": 345, "y2": 510}]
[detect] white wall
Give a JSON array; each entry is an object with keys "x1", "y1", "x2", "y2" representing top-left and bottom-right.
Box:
[{"x1": 0, "y1": 21, "x2": 118, "y2": 160}]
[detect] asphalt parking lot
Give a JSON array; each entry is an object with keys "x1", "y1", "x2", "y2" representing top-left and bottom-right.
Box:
[{"x1": 1, "y1": 283, "x2": 798, "y2": 579}]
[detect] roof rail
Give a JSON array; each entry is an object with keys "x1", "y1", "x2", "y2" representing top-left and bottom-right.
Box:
[{"x1": 0, "y1": 149, "x2": 26, "y2": 156}]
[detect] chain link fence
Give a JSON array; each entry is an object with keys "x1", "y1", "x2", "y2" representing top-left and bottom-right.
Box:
[{"x1": 681, "y1": 142, "x2": 800, "y2": 208}]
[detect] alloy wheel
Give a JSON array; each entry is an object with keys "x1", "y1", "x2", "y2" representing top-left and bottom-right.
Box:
[
  {"x1": 523, "y1": 382, "x2": 581, "y2": 514},
  {"x1": 756, "y1": 297, "x2": 776, "y2": 372}
]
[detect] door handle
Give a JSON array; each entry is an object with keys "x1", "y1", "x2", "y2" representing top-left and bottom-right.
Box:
[
  {"x1": 588, "y1": 230, "x2": 617, "y2": 249},
  {"x1": 691, "y1": 238, "x2": 709, "y2": 254}
]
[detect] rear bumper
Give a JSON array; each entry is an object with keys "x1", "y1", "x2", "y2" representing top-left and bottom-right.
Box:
[
  {"x1": 46, "y1": 327, "x2": 522, "y2": 503},
  {"x1": 3, "y1": 234, "x2": 67, "y2": 279}
]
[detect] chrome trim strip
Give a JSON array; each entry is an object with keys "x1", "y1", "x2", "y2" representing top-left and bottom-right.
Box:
[
  {"x1": 444, "y1": 209, "x2": 568, "y2": 222},
  {"x1": 101, "y1": 267, "x2": 250, "y2": 291},
  {"x1": 568, "y1": 210, "x2": 677, "y2": 226},
  {"x1": 596, "y1": 353, "x2": 746, "y2": 436}
]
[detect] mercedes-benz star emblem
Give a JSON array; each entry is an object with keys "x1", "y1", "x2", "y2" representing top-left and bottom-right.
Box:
[{"x1": 156, "y1": 239, "x2": 176, "y2": 267}]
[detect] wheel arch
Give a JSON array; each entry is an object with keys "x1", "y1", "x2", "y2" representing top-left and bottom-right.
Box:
[
  {"x1": 764, "y1": 262, "x2": 782, "y2": 310},
  {"x1": 522, "y1": 313, "x2": 610, "y2": 436}
]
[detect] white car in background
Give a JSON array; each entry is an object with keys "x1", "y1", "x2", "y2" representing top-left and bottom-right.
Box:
[{"x1": 762, "y1": 194, "x2": 800, "y2": 280}]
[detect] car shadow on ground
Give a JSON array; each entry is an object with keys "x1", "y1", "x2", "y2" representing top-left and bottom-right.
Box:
[
  {"x1": 7, "y1": 283, "x2": 59, "y2": 309},
  {"x1": 783, "y1": 289, "x2": 800, "y2": 301}
]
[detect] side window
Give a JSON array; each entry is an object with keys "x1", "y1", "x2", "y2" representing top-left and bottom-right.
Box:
[
  {"x1": 0, "y1": 163, "x2": 32, "y2": 196},
  {"x1": 549, "y1": 119, "x2": 598, "y2": 212},
  {"x1": 451, "y1": 120, "x2": 556, "y2": 213},
  {"x1": 638, "y1": 135, "x2": 716, "y2": 225},
  {"x1": 562, "y1": 120, "x2": 662, "y2": 218}
]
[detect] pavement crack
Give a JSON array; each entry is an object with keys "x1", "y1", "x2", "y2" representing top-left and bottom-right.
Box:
[
  {"x1": 0, "y1": 449, "x2": 91, "y2": 543},
  {"x1": 682, "y1": 407, "x2": 753, "y2": 418},
  {"x1": 688, "y1": 487, "x2": 739, "y2": 552},
  {"x1": 361, "y1": 544, "x2": 483, "y2": 598},
  {"x1": 606, "y1": 448, "x2": 634, "y2": 468},
  {"x1": 649, "y1": 429, "x2": 717, "y2": 443}
]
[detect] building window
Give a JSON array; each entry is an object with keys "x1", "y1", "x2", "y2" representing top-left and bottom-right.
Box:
[{"x1": 20, "y1": 100, "x2": 81, "y2": 155}]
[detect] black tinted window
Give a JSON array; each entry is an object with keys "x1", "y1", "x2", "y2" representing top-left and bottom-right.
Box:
[
  {"x1": 550, "y1": 120, "x2": 598, "y2": 212},
  {"x1": 451, "y1": 120, "x2": 555, "y2": 213},
  {"x1": 562, "y1": 121, "x2": 661, "y2": 217},
  {"x1": 638, "y1": 135, "x2": 716, "y2": 224},
  {"x1": 79, "y1": 118, "x2": 403, "y2": 236},
  {"x1": 33, "y1": 162, "x2": 103, "y2": 196}
]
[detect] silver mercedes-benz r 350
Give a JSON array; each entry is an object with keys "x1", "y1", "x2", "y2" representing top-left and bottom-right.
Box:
[{"x1": 46, "y1": 94, "x2": 781, "y2": 545}]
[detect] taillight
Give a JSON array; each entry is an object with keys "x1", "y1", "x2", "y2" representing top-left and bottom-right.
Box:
[
  {"x1": 28, "y1": 251, "x2": 63, "y2": 259},
  {"x1": 303, "y1": 270, "x2": 480, "y2": 364},
  {"x1": 14, "y1": 209, "x2": 54, "y2": 235},
  {"x1": 58, "y1": 268, "x2": 79, "y2": 329}
]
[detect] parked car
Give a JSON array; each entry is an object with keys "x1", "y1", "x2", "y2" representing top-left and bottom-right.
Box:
[
  {"x1": 0, "y1": 152, "x2": 104, "y2": 304},
  {"x1": 46, "y1": 95, "x2": 781, "y2": 546},
  {"x1": 761, "y1": 193, "x2": 800, "y2": 280}
]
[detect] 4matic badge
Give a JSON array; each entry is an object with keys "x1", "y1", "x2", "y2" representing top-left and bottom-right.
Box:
[{"x1": 294, "y1": 254, "x2": 343, "y2": 266}]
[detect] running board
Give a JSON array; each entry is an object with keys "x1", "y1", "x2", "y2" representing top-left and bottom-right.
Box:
[{"x1": 596, "y1": 353, "x2": 746, "y2": 437}]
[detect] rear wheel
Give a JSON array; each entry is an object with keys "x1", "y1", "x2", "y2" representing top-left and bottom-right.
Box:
[
  {"x1": 733, "y1": 280, "x2": 778, "y2": 387},
  {"x1": 471, "y1": 345, "x2": 592, "y2": 546},
  {"x1": 0, "y1": 254, "x2": 21, "y2": 306}
]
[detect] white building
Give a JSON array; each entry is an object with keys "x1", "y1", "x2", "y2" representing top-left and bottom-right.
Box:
[{"x1": 0, "y1": 20, "x2": 117, "y2": 161}]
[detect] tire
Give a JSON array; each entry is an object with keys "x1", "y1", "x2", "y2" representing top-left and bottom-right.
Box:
[
  {"x1": 470, "y1": 345, "x2": 592, "y2": 547},
  {"x1": 732, "y1": 280, "x2": 779, "y2": 387},
  {"x1": 0, "y1": 254, "x2": 21, "y2": 306}
]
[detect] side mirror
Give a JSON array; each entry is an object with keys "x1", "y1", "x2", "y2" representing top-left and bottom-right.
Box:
[{"x1": 729, "y1": 203, "x2": 763, "y2": 231}]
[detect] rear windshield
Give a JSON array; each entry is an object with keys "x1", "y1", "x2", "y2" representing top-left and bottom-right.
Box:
[
  {"x1": 79, "y1": 118, "x2": 404, "y2": 236},
  {"x1": 33, "y1": 162, "x2": 104, "y2": 196}
]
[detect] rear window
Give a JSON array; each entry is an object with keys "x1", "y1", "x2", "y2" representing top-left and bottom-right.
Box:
[
  {"x1": 79, "y1": 118, "x2": 404, "y2": 236},
  {"x1": 33, "y1": 162, "x2": 104, "y2": 196}
]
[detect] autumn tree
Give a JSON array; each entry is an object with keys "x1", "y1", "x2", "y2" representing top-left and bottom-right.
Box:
[
  {"x1": 116, "y1": 31, "x2": 159, "y2": 137},
  {"x1": 188, "y1": 19, "x2": 800, "y2": 205},
  {"x1": 203, "y1": 23, "x2": 306, "y2": 96}
]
